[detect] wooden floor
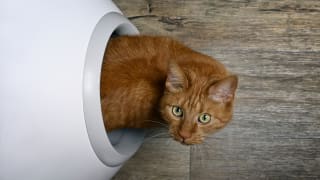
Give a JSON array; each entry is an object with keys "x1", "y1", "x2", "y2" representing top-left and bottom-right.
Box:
[{"x1": 112, "y1": 0, "x2": 320, "y2": 179}]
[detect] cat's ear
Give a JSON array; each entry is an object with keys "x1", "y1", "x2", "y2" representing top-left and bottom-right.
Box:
[
  {"x1": 208, "y1": 75, "x2": 238, "y2": 103},
  {"x1": 166, "y1": 62, "x2": 187, "y2": 93}
]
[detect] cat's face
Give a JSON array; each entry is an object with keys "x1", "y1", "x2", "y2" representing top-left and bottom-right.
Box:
[{"x1": 160, "y1": 62, "x2": 238, "y2": 145}]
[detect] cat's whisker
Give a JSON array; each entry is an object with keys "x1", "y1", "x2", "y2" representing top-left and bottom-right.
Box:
[
  {"x1": 204, "y1": 144, "x2": 213, "y2": 158},
  {"x1": 143, "y1": 120, "x2": 169, "y2": 128},
  {"x1": 202, "y1": 141, "x2": 209, "y2": 147},
  {"x1": 145, "y1": 132, "x2": 169, "y2": 139},
  {"x1": 193, "y1": 141, "x2": 210, "y2": 159},
  {"x1": 191, "y1": 144, "x2": 199, "y2": 151},
  {"x1": 203, "y1": 135, "x2": 217, "y2": 139},
  {"x1": 143, "y1": 132, "x2": 170, "y2": 143},
  {"x1": 202, "y1": 140, "x2": 214, "y2": 150},
  {"x1": 145, "y1": 128, "x2": 165, "y2": 135},
  {"x1": 196, "y1": 144, "x2": 203, "y2": 155},
  {"x1": 165, "y1": 138, "x2": 171, "y2": 146}
]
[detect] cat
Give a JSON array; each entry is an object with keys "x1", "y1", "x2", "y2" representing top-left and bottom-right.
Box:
[{"x1": 100, "y1": 35, "x2": 238, "y2": 145}]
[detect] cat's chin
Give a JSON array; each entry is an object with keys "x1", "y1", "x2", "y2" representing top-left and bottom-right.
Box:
[
  {"x1": 180, "y1": 140, "x2": 202, "y2": 146},
  {"x1": 172, "y1": 136, "x2": 203, "y2": 145},
  {"x1": 180, "y1": 141, "x2": 193, "y2": 146}
]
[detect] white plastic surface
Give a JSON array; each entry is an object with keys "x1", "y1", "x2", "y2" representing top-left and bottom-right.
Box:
[
  {"x1": 83, "y1": 12, "x2": 145, "y2": 167},
  {"x1": 0, "y1": 0, "x2": 144, "y2": 179}
]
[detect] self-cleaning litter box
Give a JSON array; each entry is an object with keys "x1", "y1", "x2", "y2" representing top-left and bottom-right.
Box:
[{"x1": 0, "y1": 0, "x2": 145, "y2": 179}]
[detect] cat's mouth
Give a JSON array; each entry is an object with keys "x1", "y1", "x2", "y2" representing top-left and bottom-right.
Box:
[
  {"x1": 171, "y1": 133, "x2": 203, "y2": 145},
  {"x1": 180, "y1": 138, "x2": 202, "y2": 145},
  {"x1": 181, "y1": 140, "x2": 193, "y2": 146},
  {"x1": 168, "y1": 127, "x2": 203, "y2": 145},
  {"x1": 175, "y1": 136, "x2": 190, "y2": 145}
]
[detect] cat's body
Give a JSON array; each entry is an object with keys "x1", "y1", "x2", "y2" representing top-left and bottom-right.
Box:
[{"x1": 101, "y1": 36, "x2": 238, "y2": 145}]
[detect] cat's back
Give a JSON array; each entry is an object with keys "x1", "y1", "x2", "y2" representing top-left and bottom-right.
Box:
[
  {"x1": 100, "y1": 36, "x2": 176, "y2": 130},
  {"x1": 101, "y1": 36, "x2": 175, "y2": 94},
  {"x1": 101, "y1": 35, "x2": 228, "y2": 96},
  {"x1": 100, "y1": 36, "x2": 188, "y2": 97},
  {"x1": 105, "y1": 35, "x2": 183, "y2": 61}
]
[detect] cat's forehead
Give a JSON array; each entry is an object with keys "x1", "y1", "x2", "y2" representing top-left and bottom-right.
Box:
[
  {"x1": 185, "y1": 71, "x2": 211, "y2": 85},
  {"x1": 175, "y1": 90, "x2": 214, "y2": 112},
  {"x1": 182, "y1": 97, "x2": 202, "y2": 111}
]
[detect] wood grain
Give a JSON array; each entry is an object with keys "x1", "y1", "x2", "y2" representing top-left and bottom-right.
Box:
[{"x1": 112, "y1": 0, "x2": 320, "y2": 179}]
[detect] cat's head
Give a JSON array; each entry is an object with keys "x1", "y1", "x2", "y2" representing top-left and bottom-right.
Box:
[{"x1": 160, "y1": 61, "x2": 238, "y2": 145}]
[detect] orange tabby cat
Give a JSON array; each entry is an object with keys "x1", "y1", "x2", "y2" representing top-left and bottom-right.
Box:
[{"x1": 100, "y1": 35, "x2": 238, "y2": 145}]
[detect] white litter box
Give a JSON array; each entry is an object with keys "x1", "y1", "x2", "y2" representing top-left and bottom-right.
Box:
[{"x1": 0, "y1": 0, "x2": 145, "y2": 179}]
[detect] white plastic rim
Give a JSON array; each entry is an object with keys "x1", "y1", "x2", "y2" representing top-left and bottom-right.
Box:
[{"x1": 83, "y1": 12, "x2": 145, "y2": 167}]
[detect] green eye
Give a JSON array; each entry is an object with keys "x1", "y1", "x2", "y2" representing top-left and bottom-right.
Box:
[
  {"x1": 198, "y1": 113, "x2": 211, "y2": 124},
  {"x1": 172, "y1": 106, "x2": 183, "y2": 117}
]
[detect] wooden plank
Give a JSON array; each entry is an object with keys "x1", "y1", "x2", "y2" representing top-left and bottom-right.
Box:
[
  {"x1": 115, "y1": 0, "x2": 320, "y2": 52},
  {"x1": 112, "y1": 0, "x2": 320, "y2": 179},
  {"x1": 190, "y1": 138, "x2": 320, "y2": 179}
]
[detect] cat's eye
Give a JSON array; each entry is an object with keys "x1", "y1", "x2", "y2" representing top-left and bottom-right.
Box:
[
  {"x1": 198, "y1": 113, "x2": 211, "y2": 124},
  {"x1": 172, "y1": 106, "x2": 183, "y2": 117}
]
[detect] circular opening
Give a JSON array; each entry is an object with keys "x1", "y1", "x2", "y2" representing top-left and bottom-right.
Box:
[{"x1": 83, "y1": 12, "x2": 145, "y2": 167}]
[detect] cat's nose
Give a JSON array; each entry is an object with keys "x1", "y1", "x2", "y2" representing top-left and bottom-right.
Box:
[{"x1": 178, "y1": 130, "x2": 192, "y2": 139}]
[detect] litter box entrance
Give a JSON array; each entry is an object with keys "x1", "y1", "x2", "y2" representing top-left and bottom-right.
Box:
[{"x1": 83, "y1": 12, "x2": 145, "y2": 167}]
